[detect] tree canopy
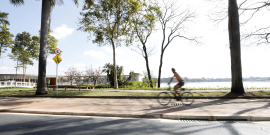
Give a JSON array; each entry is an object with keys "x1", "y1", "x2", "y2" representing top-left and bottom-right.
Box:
[
  {"x1": 0, "y1": 12, "x2": 10, "y2": 27},
  {"x1": 79, "y1": 0, "x2": 142, "y2": 89},
  {"x1": 79, "y1": 0, "x2": 141, "y2": 47},
  {"x1": 0, "y1": 26, "x2": 14, "y2": 59}
]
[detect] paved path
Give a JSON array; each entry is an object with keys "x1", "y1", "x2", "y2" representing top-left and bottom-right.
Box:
[
  {"x1": 90, "y1": 89, "x2": 270, "y2": 93},
  {"x1": 44, "y1": 89, "x2": 270, "y2": 93},
  {"x1": 0, "y1": 97, "x2": 269, "y2": 121}
]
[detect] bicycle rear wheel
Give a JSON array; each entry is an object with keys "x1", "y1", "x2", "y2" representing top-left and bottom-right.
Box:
[
  {"x1": 157, "y1": 92, "x2": 171, "y2": 106},
  {"x1": 180, "y1": 92, "x2": 194, "y2": 106}
]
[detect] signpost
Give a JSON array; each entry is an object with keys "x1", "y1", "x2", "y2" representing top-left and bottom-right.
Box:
[{"x1": 53, "y1": 48, "x2": 62, "y2": 96}]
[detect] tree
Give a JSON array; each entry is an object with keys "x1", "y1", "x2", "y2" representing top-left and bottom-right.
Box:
[
  {"x1": 10, "y1": 31, "x2": 39, "y2": 82},
  {"x1": 40, "y1": 29, "x2": 58, "y2": 55},
  {"x1": 142, "y1": 70, "x2": 156, "y2": 87},
  {"x1": 102, "y1": 63, "x2": 124, "y2": 87},
  {"x1": 207, "y1": 0, "x2": 262, "y2": 94},
  {"x1": 79, "y1": 0, "x2": 142, "y2": 89},
  {"x1": 9, "y1": 0, "x2": 81, "y2": 95},
  {"x1": 238, "y1": 0, "x2": 270, "y2": 46},
  {"x1": 64, "y1": 67, "x2": 77, "y2": 86},
  {"x1": 0, "y1": 12, "x2": 10, "y2": 27},
  {"x1": 75, "y1": 70, "x2": 84, "y2": 86},
  {"x1": 155, "y1": 0, "x2": 198, "y2": 88},
  {"x1": 228, "y1": 0, "x2": 245, "y2": 94},
  {"x1": 85, "y1": 65, "x2": 103, "y2": 88},
  {"x1": 131, "y1": 0, "x2": 161, "y2": 88},
  {"x1": 8, "y1": 48, "x2": 23, "y2": 87},
  {"x1": 208, "y1": 0, "x2": 270, "y2": 46},
  {"x1": 0, "y1": 26, "x2": 14, "y2": 59},
  {"x1": 126, "y1": 70, "x2": 136, "y2": 81}
]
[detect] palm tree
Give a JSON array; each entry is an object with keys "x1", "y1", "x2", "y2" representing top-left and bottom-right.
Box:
[
  {"x1": 0, "y1": 12, "x2": 10, "y2": 27},
  {"x1": 9, "y1": 0, "x2": 90, "y2": 95},
  {"x1": 102, "y1": 63, "x2": 124, "y2": 87}
]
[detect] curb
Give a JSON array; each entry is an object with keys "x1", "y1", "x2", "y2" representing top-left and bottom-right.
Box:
[
  {"x1": 1, "y1": 109, "x2": 269, "y2": 121},
  {"x1": 1, "y1": 95, "x2": 270, "y2": 99}
]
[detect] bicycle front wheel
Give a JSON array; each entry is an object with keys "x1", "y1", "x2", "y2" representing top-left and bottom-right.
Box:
[
  {"x1": 157, "y1": 92, "x2": 171, "y2": 106},
  {"x1": 180, "y1": 92, "x2": 194, "y2": 106}
]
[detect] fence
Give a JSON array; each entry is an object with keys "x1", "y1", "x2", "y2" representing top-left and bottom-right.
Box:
[{"x1": 0, "y1": 81, "x2": 36, "y2": 88}]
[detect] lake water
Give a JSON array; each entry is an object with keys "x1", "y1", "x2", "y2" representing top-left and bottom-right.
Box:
[{"x1": 159, "y1": 82, "x2": 270, "y2": 88}]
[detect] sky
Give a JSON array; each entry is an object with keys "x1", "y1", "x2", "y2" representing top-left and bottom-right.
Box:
[{"x1": 0, "y1": 0, "x2": 270, "y2": 79}]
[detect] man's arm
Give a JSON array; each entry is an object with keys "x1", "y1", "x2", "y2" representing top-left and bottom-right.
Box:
[{"x1": 168, "y1": 77, "x2": 174, "y2": 84}]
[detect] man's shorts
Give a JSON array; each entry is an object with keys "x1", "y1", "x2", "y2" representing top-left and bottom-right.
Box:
[{"x1": 176, "y1": 81, "x2": 184, "y2": 87}]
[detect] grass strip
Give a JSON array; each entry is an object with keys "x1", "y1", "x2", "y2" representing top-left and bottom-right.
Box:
[{"x1": 1, "y1": 89, "x2": 270, "y2": 97}]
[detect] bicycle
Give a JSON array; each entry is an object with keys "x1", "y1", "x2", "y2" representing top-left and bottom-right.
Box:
[{"x1": 157, "y1": 84, "x2": 194, "y2": 106}]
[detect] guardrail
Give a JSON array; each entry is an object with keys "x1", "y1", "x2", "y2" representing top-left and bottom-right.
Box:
[{"x1": 0, "y1": 81, "x2": 36, "y2": 88}]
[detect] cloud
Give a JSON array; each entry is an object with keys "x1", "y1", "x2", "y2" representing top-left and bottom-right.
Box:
[
  {"x1": 51, "y1": 24, "x2": 74, "y2": 39},
  {"x1": 101, "y1": 46, "x2": 112, "y2": 53},
  {"x1": 74, "y1": 63, "x2": 86, "y2": 70},
  {"x1": 83, "y1": 50, "x2": 109, "y2": 60}
]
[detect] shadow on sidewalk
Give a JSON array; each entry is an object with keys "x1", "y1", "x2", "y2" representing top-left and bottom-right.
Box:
[
  {"x1": 0, "y1": 113, "x2": 243, "y2": 135},
  {"x1": 0, "y1": 97, "x2": 35, "y2": 107}
]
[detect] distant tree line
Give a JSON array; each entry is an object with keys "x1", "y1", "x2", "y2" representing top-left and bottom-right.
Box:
[{"x1": 159, "y1": 77, "x2": 270, "y2": 83}]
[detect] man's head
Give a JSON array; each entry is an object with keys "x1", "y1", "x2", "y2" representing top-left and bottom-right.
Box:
[{"x1": 172, "y1": 68, "x2": 175, "y2": 73}]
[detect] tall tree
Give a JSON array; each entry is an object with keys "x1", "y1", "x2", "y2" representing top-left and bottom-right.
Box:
[
  {"x1": 0, "y1": 12, "x2": 10, "y2": 27},
  {"x1": 9, "y1": 0, "x2": 81, "y2": 95},
  {"x1": 155, "y1": 0, "x2": 197, "y2": 88},
  {"x1": 0, "y1": 26, "x2": 14, "y2": 59},
  {"x1": 10, "y1": 32, "x2": 39, "y2": 82},
  {"x1": 39, "y1": 29, "x2": 58, "y2": 55},
  {"x1": 228, "y1": 0, "x2": 244, "y2": 94},
  {"x1": 131, "y1": 0, "x2": 161, "y2": 88},
  {"x1": 8, "y1": 50, "x2": 23, "y2": 87},
  {"x1": 79, "y1": 0, "x2": 141, "y2": 89}
]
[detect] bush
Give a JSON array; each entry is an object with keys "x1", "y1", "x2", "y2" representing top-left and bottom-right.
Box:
[
  {"x1": 122, "y1": 81, "x2": 154, "y2": 88},
  {"x1": 142, "y1": 78, "x2": 156, "y2": 87}
]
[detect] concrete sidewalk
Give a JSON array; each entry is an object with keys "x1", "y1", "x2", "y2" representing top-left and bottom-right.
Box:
[
  {"x1": 46, "y1": 89, "x2": 270, "y2": 93},
  {"x1": 0, "y1": 97, "x2": 269, "y2": 121},
  {"x1": 90, "y1": 89, "x2": 270, "y2": 93}
]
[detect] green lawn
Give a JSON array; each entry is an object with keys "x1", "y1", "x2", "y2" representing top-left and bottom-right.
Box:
[{"x1": 1, "y1": 89, "x2": 270, "y2": 97}]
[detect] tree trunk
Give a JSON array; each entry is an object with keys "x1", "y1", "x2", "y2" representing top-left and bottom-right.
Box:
[
  {"x1": 94, "y1": 78, "x2": 97, "y2": 89},
  {"x1": 157, "y1": 52, "x2": 164, "y2": 88},
  {"x1": 143, "y1": 46, "x2": 153, "y2": 88},
  {"x1": 228, "y1": 0, "x2": 245, "y2": 94},
  {"x1": 112, "y1": 44, "x2": 118, "y2": 89},
  {"x1": 36, "y1": 0, "x2": 51, "y2": 95},
  {"x1": 15, "y1": 59, "x2": 18, "y2": 88},
  {"x1": 23, "y1": 66, "x2": 26, "y2": 82},
  {"x1": 145, "y1": 58, "x2": 153, "y2": 88}
]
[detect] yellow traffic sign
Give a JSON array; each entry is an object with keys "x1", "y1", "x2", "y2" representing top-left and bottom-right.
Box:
[{"x1": 53, "y1": 55, "x2": 62, "y2": 65}]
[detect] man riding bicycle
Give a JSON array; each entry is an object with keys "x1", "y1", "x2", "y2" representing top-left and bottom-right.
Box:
[{"x1": 168, "y1": 68, "x2": 184, "y2": 100}]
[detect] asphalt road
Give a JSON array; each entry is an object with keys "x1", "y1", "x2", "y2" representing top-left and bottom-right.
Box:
[{"x1": 0, "y1": 113, "x2": 269, "y2": 135}]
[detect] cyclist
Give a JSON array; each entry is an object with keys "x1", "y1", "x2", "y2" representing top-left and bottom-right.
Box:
[{"x1": 168, "y1": 68, "x2": 184, "y2": 100}]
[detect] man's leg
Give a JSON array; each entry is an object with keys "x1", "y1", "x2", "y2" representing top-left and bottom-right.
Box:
[{"x1": 174, "y1": 85, "x2": 180, "y2": 96}]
